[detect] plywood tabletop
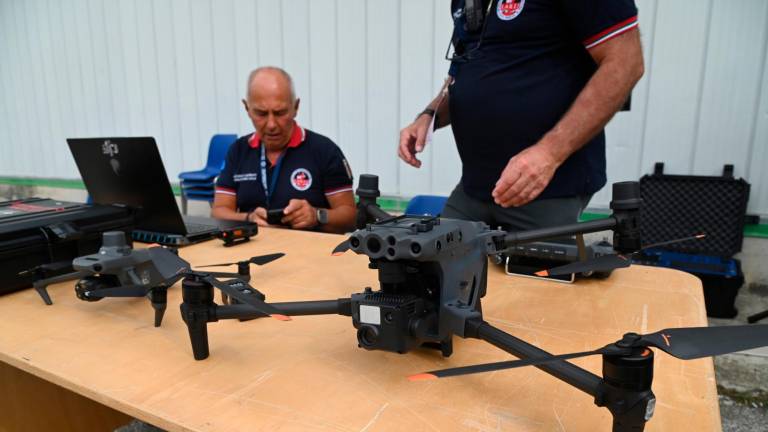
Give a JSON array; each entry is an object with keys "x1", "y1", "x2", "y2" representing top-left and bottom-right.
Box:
[{"x1": 0, "y1": 227, "x2": 720, "y2": 431}]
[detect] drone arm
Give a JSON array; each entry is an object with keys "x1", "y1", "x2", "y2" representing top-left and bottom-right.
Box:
[
  {"x1": 466, "y1": 319, "x2": 603, "y2": 396},
  {"x1": 468, "y1": 320, "x2": 656, "y2": 431},
  {"x1": 32, "y1": 270, "x2": 90, "y2": 305},
  {"x1": 216, "y1": 298, "x2": 352, "y2": 320},
  {"x1": 503, "y1": 217, "x2": 618, "y2": 248}
]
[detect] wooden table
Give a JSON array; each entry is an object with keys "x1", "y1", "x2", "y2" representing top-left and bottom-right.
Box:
[{"x1": 0, "y1": 227, "x2": 721, "y2": 431}]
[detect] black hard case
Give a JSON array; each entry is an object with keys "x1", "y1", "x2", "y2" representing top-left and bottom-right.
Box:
[
  {"x1": 638, "y1": 163, "x2": 750, "y2": 318},
  {"x1": 0, "y1": 198, "x2": 134, "y2": 295}
]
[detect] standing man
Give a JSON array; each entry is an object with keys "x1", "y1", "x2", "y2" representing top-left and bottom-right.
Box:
[
  {"x1": 213, "y1": 67, "x2": 356, "y2": 233},
  {"x1": 398, "y1": 0, "x2": 644, "y2": 231}
]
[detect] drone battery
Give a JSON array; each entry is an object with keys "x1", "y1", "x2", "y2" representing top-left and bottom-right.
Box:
[{"x1": 0, "y1": 198, "x2": 134, "y2": 296}]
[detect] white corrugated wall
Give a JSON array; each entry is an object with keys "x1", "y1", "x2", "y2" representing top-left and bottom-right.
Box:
[{"x1": 0, "y1": 0, "x2": 766, "y2": 215}]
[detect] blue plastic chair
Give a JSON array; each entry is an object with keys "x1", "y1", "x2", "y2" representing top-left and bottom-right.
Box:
[
  {"x1": 404, "y1": 195, "x2": 448, "y2": 217},
  {"x1": 178, "y1": 134, "x2": 237, "y2": 214}
]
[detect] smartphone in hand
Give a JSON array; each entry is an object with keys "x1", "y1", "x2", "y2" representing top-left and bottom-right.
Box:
[{"x1": 267, "y1": 208, "x2": 286, "y2": 225}]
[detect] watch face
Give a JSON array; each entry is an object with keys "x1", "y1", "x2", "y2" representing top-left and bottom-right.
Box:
[{"x1": 317, "y1": 208, "x2": 329, "y2": 225}]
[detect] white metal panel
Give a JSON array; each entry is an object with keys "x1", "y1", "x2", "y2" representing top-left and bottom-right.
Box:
[
  {"x1": 233, "y1": 0, "x2": 259, "y2": 135},
  {"x1": 0, "y1": 0, "x2": 767, "y2": 216},
  {"x1": 281, "y1": 0, "x2": 312, "y2": 129},
  {"x1": 640, "y1": 0, "x2": 712, "y2": 177},
  {"x1": 398, "y1": 0, "x2": 435, "y2": 196},
  {"x1": 189, "y1": 0, "x2": 220, "y2": 165},
  {"x1": 308, "y1": 0, "x2": 339, "y2": 144},
  {"x1": 365, "y1": 0, "x2": 400, "y2": 195},
  {"x1": 693, "y1": 0, "x2": 768, "y2": 178},
  {"x1": 171, "y1": 0, "x2": 206, "y2": 170},
  {"x1": 336, "y1": 0, "x2": 368, "y2": 177},
  {"x1": 747, "y1": 12, "x2": 768, "y2": 218}
]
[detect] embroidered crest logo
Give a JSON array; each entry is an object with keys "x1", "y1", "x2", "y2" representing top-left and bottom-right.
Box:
[
  {"x1": 290, "y1": 168, "x2": 312, "y2": 191},
  {"x1": 497, "y1": 0, "x2": 524, "y2": 21}
]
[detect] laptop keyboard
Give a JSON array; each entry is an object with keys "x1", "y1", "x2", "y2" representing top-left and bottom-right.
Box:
[{"x1": 185, "y1": 222, "x2": 217, "y2": 234}]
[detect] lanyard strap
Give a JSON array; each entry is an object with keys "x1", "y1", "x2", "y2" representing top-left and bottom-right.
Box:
[{"x1": 260, "y1": 144, "x2": 285, "y2": 208}]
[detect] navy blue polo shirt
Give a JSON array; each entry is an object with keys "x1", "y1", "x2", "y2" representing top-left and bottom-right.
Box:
[
  {"x1": 448, "y1": 0, "x2": 638, "y2": 201},
  {"x1": 215, "y1": 124, "x2": 353, "y2": 212}
]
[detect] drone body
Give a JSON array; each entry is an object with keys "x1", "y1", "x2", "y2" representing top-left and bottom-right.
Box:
[{"x1": 347, "y1": 215, "x2": 504, "y2": 355}]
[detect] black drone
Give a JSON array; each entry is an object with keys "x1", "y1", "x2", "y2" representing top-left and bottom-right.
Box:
[
  {"x1": 26, "y1": 231, "x2": 284, "y2": 327},
  {"x1": 176, "y1": 174, "x2": 768, "y2": 432}
]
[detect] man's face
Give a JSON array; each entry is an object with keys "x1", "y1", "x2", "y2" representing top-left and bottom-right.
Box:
[{"x1": 243, "y1": 83, "x2": 299, "y2": 151}]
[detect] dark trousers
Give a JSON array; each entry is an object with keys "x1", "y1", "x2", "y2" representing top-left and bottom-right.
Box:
[{"x1": 441, "y1": 183, "x2": 592, "y2": 232}]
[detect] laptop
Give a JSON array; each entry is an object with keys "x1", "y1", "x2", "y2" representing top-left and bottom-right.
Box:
[{"x1": 68, "y1": 137, "x2": 223, "y2": 246}]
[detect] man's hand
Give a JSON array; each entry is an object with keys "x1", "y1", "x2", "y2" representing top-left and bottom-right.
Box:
[
  {"x1": 492, "y1": 144, "x2": 561, "y2": 208},
  {"x1": 250, "y1": 207, "x2": 269, "y2": 226},
  {"x1": 282, "y1": 199, "x2": 318, "y2": 229},
  {"x1": 398, "y1": 115, "x2": 432, "y2": 168}
]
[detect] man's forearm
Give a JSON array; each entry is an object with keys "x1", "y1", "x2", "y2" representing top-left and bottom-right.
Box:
[
  {"x1": 537, "y1": 43, "x2": 644, "y2": 164},
  {"x1": 321, "y1": 205, "x2": 356, "y2": 234},
  {"x1": 423, "y1": 77, "x2": 453, "y2": 130}
]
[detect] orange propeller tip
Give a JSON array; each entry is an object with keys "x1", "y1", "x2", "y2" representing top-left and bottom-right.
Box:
[
  {"x1": 271, "y1": 314, "x2": 292, "y2": 321},
  {"x1": 695, "y1": 234, "x2": 706, "y2": 238},
  {"x1": 332, "y1": 252, "x2": 344, "y2": 256},
  {"x1": 408, "y1": 373, "x2": 438, "y2": 382},
  {"x1": 534, "y1": 270, "x2": 548, "y2": 277},
  {"x1": 147, "y1": 243, "x2": 161, "y2": 248}
]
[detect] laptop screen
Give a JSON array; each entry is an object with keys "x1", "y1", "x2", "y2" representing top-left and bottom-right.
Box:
[{"x1": 67, "y1": 137, "x2": 187, "y2": 235}]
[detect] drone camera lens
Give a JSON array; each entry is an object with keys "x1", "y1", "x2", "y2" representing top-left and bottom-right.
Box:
[
  {"x1": 357, "y1": 325, "x2": 380, "y2": 348},
  {"x1": 387, "y1": 236, "x2": 396, "y2": 246},
  {"x1": 350, "y1": 236, "x2": 360, "y2": 248},
  {"x1": 410, "y1": 242, "x2": 422, "y2": 255},
  {"x1": 366, "y1": 237, "x2": 381, "y2": 254},
  {"x1": 92, "y1": 264, "x2": 102, "y2": 272},
  {"x1": 387, "y1": 248, "x2": 396, "y2": 257}
]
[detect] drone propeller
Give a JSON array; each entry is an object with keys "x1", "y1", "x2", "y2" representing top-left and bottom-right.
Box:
[
  {"x1": 331, "y1": 239, "x2": 351, "y2": 256},
  {"x1": 408, "y1": 324, "x2": 768, "y2": 381},
  {"x1": 536, "y1": 234, "x2": 706, "y2": 277},
  {"x1": 196, "y1": 253, "x2": 285, "y2": 268},
  {"x1": 204, "y1": 275, "x2": 291, "y2": 321},
  {"x1": 177, "y1": 268, "x2": 290, "y2": 321}
]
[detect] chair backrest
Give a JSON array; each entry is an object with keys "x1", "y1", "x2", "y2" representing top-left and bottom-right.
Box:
[
  {"x1": 206, "y1": 134, "x2": 238, "y2": 171},
  {"x1": 404, "y1": 195, "x2": 448, "y2": 217}
]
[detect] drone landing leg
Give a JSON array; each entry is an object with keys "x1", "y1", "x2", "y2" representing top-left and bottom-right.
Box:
[
  {"x1": 149, "y1": 287, "x2": 168, "y2": 327},
  {"x1": 33, "y1": 270, "x2": 90, "y2": 305},
  {"x1": 420, "y1": 339, "x2": 453, "y2": 357}
]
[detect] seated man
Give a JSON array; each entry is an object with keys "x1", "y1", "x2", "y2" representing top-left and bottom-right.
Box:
[{"x1": 212, "y1": 67, "x2": 356, "y2": 233}]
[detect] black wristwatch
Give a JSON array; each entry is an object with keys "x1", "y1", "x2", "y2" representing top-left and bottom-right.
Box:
[
  {"x1": 417, "y1": 108, "x2": 435, "y2": 120},
  {"x1": 316, "y1": 208, "x2": 329, "y2": 225}
]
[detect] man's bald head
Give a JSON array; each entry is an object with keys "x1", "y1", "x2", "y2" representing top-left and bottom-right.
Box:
[{"x1": 245, "y1": 66, "x2": 296, "y2": 104}]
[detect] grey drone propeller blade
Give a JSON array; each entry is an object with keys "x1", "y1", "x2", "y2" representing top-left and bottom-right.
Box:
[
  {"x1": 82, "y1": 285, "x2": 149, "y2": 298},
  {"x1": 537, "y1": 254, "x2": 631, "y2": 277},
  {"x1": 148, "y1": 247, "x2": 191, "y2": 280},
  {"x1": 641, "y1": 234, "x2": 706, "y2": 251},
  {"x1": 249, "y1": 253, "x2": 285, "y2": 265},
  {"x1": 409, "y1": 348, "x2": 611, "y2": 381},
  {"x1": 196, "y1": 253, "x2": 286, "y2": 268},
  {"x1": 639, "y1": 324, "x2": 768, "y2": 360},
  {"x1": 203, "y1": 276, "x2": 290, "y2": 321},
  {"x1": 332, "y1": 239, "x2": 351, "y2": 256}
]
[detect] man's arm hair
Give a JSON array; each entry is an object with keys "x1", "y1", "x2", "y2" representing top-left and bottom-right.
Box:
[{"x1": 536, "y1": 28, "x2": 644, "y2": 164}]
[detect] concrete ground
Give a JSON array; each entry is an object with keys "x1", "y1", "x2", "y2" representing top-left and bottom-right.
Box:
[{"x1": 710, "y1": 281, "x2": 768, "y2": 432}]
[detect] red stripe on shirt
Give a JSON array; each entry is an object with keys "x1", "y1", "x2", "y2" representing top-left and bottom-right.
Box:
[{"x1": 583, "y1": 16, "x2": 638, "y2": 47}]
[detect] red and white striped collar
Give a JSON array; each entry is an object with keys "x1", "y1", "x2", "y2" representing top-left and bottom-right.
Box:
[{"x1": 248, "y1": 123, "x2": 306, "y2": 149}]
